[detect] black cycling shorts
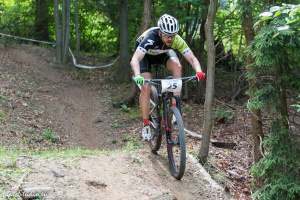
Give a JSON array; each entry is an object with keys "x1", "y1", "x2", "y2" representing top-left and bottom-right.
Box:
[{"x1": 139, "y1": 50, "x2": 178, "y2": 73}]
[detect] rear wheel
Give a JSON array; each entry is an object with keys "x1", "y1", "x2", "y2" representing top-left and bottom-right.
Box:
[
  {"x1": 166, "y1": 106, "x2": 186, "y2": 180},
  {"x1": 149, "y1": 86, "x2": 162, "y2": 154}
]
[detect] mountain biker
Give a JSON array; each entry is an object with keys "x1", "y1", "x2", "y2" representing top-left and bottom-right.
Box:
[{"x1": 130, "y1": 14, "x2": 206, "y2": 141}]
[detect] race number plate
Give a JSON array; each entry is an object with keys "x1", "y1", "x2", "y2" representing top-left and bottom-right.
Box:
[{"x1": 161, "y1": 79, "x2": 182, "y2": 93}]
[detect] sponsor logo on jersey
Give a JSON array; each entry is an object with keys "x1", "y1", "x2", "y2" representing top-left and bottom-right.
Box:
[
  {"x1": 147, "y1": 49, "x2": 170, "y2": 55},
  {"x1": 144, "y1": 39, "x2": 155, "y2": 48}
]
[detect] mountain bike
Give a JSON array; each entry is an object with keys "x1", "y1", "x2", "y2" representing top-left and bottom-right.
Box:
[{"x1": 144, "y1": 76, "x2": 196, "y2": 180}]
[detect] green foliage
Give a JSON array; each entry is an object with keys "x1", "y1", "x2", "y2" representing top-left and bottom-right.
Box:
[
  {"x1": 76, "y1": 8, "x2": 118, "y2": 53},
  {"x1": 249, "y1": 4, "x2": 300, "y2": 200},
  {"x1": 254, "y1": 4, "x2": 300, "y2": 31},
  {"x1": 0, "y1": 95, "x2": 8, "y2": 105},
  {"x1": 214, "y1": 107, "x2": 234, "y2": 123},
  {"x1": 0, "y1": 0, "x2": 35, "y2": 37},
  {"x1": 247, "y1": 84, "x2": 277, "y2": 111},
  {"x1": 217, "y1": 0, "x2": 244, "y2": 54},
  {"x1": 248, "y1": 3, "x2": 300, "y2": 98},
  {"x1": 120, "y1": 104, "x2": 130, "y2": 113},
  {"x1": 42, "y1": 128, "x2": 58, "y2": 143},
  {"x1": 0, "y1": 110, "x2": 6, "y2": 123},
  {"x1": 251, "y1": 121, "x2": 300, "y2": 200},
  {"x1": 122, "y1": 134, "x2": 142, "y2": 151},
  {"x1": 120, "y1": 105, "x2": 140, "y2": 120}
]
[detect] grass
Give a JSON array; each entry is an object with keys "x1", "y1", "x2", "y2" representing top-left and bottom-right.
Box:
[
  {"x1": 120, "y1": 105, "x2": 140, "y2": 120},
  {"x1": 214, "y1": 106, "x2": 234, "y2": 123},
  {"x1": 0, "y1": 109, "x2": 7, "y2": 123},
  {"x1": 0, "y1": 147, "x2": 29, "y2": 200},
  {"x1": 122, "y1": 133, "x2": 143, "y2": 152},
  {"x1": 182, "y1": 104, "x2": 193, "y2": 113},
  {"x1": 42, "y1": 128, "x2": 59, "y2": 143},
  {"x1": 0, "y1": 95, "x2": 8, "y2": 105},
  {"x1": 111, "y1": 122, "x2": 122, "y2": 129}
]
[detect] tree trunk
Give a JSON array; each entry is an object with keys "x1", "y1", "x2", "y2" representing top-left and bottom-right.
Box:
[
  {"x1": 240, "y1": 0, "x2": 264, "y2": 163},
  {"x1": 115, "y1": 0, "x2": 130, "y2": 82},
  {"x1": 122, "y1": 0, "x2": 152, "y2": 106},
  {"x1": 198, "y1": 0, "x2": 218, "y2": 163},
  {"x1": 62, "y1": 0, "x2": 71, "y2": 64},
  {"x1": 35, "y1": 0, "x2": 49, "y2": 40},
  {"x1": 54, "y1": 0, "x2": 62, "y2": 64},
  {"x1": 141, "y1": 0, "x2": 152, "y2": 32},
  {"x1": 74, "y1": 0, "x2": 80, "y2": 58}
]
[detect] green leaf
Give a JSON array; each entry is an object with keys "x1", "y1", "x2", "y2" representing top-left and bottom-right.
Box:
[
  {"x1": 286, "y1": 18, "x2": 300, "y2": 25},
  {"x1": 254, "y1": 20, "x2": 262, "y2": 28},
  {"x1": 274, "y1": 10, "x2": 282, "y2": 17},
  {"x1": 272, "y1": 32, "x2": 280, "y2": 38}
]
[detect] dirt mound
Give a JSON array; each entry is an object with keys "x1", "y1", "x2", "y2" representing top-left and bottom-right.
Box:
[{"x1": 14, "y1": 149, "x2": 228, "y2": 200}]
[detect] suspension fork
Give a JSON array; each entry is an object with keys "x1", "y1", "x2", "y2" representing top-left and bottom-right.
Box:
[{"x1": 162, "y1": 95, "x2": 172, "y2": 134}]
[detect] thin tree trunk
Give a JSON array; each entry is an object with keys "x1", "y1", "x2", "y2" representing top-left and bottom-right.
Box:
[
  {"x1": 35, "y1": 0, "x2": 49, "y2": 40},
  {"x1": 141, "y1": 0, "x2": 152, "y2": 32},
  {"x1": 63, "y1": 0, "x2": 70, "y2": 64},
  {"x1": 123, "y1": 0, "x2": 152, "y2": 106},
  {"x1": 115, "y1": 0, "x2": 130, "y2": 82},
  {"x1": 54, "y1": 0, "x2": 62, "y2": 64},
  {"x1": 240, "y1": 0, "x2": 264, "y2": 163},
  {"x1": 198, "y1": 0, "x2": 218, "y2": 163},
  {"x1": 74, "y1": 0, "x2": 80, "y2": 58}
]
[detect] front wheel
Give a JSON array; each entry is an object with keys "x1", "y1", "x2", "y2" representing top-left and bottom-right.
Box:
[{"x1": 166, "y1": 106, "x2": 186, "y2": 180}]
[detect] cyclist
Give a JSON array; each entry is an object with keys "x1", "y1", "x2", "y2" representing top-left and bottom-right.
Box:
[{"x1": 130, "y1": 14, "x2": 206, "y2": 141}]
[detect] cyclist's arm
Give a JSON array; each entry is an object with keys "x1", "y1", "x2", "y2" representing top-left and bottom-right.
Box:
[
  {"x1": 171, "y1": 35, "x2": 203, "y2": 73},
  {"x1": 130, "y1": 48, "x2": 145, "y2": 76},
  {"x1": 183, "y1": 51, "x2": 203, "y2": 73},
  {"x1": 171, "y1": 35, "x2": 190, "y2": 55}
]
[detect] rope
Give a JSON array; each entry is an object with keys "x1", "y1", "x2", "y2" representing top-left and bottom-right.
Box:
[
  {"x1": 68, "y1": 48, "x2": 119, "y2": 69},
  {"x1": 0, "y1": 32, "x2": 119, "y2": 69},
  {"x1": 0, "y1": 32, "x2": 55, "y2": 46}
]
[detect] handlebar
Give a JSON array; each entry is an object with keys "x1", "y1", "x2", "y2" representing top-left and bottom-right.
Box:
[{"x1": 144, "y1": 76, "x2": 197, "y2": 85}]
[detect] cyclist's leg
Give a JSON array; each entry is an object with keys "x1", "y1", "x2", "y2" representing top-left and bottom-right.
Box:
[
  {"x1": 140, "y1": 72, "x2": 152, "y2": 123},
  {"x1": 165, "y1": 50, "x2": 182, "y2": 88},
  {"x1": 165, "y1": 50, "x2": 182, "y2": 109},
  {"x1": 139, "y1": 56, "x2": 152, "y2": 139}
]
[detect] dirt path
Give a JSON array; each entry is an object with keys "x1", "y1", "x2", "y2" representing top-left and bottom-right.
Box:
[
  {"x1": 0, "y1": 45, "x2": 230, "y2": 200},
  {"x1": 16, "y1": 149, "x2": 228, "y2": 200}
]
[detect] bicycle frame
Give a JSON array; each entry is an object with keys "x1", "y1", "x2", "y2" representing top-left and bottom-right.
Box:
[{"x1": 145, "y1": 76, "x2": 196, "y2": 136}]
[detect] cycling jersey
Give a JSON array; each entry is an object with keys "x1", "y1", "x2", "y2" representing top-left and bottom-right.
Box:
[{"x1": 136, "y1": 27, "x2": 191, "y2": 56}]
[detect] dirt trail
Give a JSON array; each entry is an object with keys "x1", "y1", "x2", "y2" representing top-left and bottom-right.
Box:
[
  {"x1": 0, "y1": 45, "x2": 230, "y2": 200},
  {"x1": 17, "y1": 149, "x2": 228, "y2": 200}
]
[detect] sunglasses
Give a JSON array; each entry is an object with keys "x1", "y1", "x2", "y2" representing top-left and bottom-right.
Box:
[{"x1": 161, "y1": 33, "x2": 176, "y2": 39}]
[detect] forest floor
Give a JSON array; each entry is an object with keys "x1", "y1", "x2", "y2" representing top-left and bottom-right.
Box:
[{"x1": 0, "y1": 44, "x2": 253, "y2": 200}]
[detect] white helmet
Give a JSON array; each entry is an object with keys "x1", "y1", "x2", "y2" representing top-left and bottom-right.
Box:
[{"x1": 157, "y1": 14, "x2": 179, "y2": 35}]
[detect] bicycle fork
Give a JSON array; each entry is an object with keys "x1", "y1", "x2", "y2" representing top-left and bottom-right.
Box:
[{"x1": 162, "y1": 96, "x2": 175, "y2": 145}]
